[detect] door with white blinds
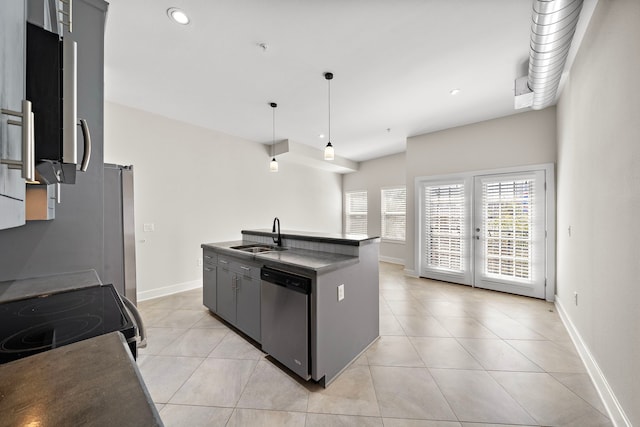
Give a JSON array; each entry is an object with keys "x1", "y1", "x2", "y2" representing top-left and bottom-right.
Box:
[
  {"x1": 418, "y1": 166, "x2": 552, "y2": 299},
  {"x1": 420, "y1": 180, "x2": 472, "y2": 285},
  {"x1": 473, "y1": 171, "x2": 546, "y2": 298}
]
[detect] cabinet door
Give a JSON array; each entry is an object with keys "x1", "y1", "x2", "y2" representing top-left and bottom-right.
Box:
[
  {"x1": 236, "y1": 274, "x2": 261, "y2": 342},
  {"x1": 216, "y1": 266, "x2": 236, "y2": 323},
  {"x1": 0, "y1": 0, "x2": 26, "y2": 230},
  {"x1": 203, "y1": 265, "x2": 217, "y2": 312}
]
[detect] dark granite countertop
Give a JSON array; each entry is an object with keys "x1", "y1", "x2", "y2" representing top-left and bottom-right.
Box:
[
  {"x1": 0, "y1": 332, "x2": 162, "y2": 427},
  {"x1": 241, "y1": 229, "x2": 380, "y2": 246},
  {"x1": 201, "y1": 240, "x2": 359, "y2": 273},
  {"x1": 0, "y1": 270, "x2": 102, "y2": 303}
]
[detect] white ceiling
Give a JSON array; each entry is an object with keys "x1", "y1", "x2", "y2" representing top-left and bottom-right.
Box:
[{"x1": 103, "y1": 1, "x2": 575, "y2": 162}]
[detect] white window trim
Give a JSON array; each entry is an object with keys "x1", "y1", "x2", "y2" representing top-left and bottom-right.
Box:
[
  {"x1": 381, "y1": 185, "x2": 406, "y2": 243},
  {"x1": 344, "y1": 190, "x2": 368, "y2": 235}
]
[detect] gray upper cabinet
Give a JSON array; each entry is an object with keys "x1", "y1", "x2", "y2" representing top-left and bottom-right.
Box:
[
  {"x1": 0, "y1": 0, "x2": 27, "y2": 230},
  {"x1": 0, "y1": 0, "x2": 108, "y2": 281}
]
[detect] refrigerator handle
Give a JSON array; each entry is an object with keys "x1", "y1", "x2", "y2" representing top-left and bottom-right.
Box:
[
  {"x1": 121, "y1": 295, "x2": 147, "y2": 348},
  {"x1": 78, "y1": 118, "x2": 91, "y2": 172}
]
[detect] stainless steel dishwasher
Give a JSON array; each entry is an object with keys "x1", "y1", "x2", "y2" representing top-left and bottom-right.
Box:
[{"x1": 260, "y1": 266, "x2": 311, "y2": 380}]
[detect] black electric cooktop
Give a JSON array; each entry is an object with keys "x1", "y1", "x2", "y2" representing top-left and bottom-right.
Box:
[{"x1": 0, "y1": 284, "x2": 136, "y2": 364}]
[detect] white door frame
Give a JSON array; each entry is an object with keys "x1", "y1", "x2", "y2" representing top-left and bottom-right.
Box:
[{"x1": 415, "y1": 163, "x2": 556, "y2": 301}]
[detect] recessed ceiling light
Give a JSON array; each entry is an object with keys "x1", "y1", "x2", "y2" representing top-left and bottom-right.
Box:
[
  {"x1": 450, "y1": 88, "x2": 461, "y2": 95},
  {"x1": 318, "y1": 133, "x2": 325, "y2": 139},
  {"x1": 167, "y1": 7, "x2": 190, "y2": 25}
]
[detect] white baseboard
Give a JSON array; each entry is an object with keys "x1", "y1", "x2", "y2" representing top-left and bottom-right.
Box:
[
  {"x1": 555, "y1": 297, "x2": 631, "y2": 427},
  {"x1": 403, "y1": 269, "x2": 419, "y2": 278},
  {"x1": 138, "y1": 279, "x2": 202, "y2": 302},
  {"x1": 379, "y1": 256, "x2": 405, "y2": 265}
]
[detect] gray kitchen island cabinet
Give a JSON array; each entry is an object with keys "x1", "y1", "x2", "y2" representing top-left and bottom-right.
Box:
[
  {"x1": 202, "y1": 229, "x2": 380, "y2": 387},
  {"x1": 214, "y1": 254, "x2": 261, "y2": 342},
  {"x1": 202, "y1": 249, "x2": 217, "y2": 312}
]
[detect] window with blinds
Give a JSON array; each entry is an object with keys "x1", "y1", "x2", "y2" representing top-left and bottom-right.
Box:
[
  {"x1": 381, "y1": 186, "x2": 406, "y2": 241},
  {"x1": 345, "y1": 191, "x2": 368, "y2": 235},
  {"x1": 424, "y1": 183, "x2": 465, "y2": 272},
  {"x1": 482, "y1": 179, "x2": 534, "y2": 280}
]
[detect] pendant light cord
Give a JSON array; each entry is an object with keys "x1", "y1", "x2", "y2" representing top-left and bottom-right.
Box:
[
  {"x1": 327, "y1": 77, "x2": 331, "y2": 143},
  {"x1": 270, "y1": 102, "x2": 277, "y2": 158}
]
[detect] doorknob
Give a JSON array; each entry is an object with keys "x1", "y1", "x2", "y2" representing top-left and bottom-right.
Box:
[{"x1": 475, "y1": 228, "x2": 480, "y2": 232}]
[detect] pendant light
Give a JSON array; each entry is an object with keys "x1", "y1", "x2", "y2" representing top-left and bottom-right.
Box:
[
  {"x1": 269, "y1": 102, "x2": 278, "y2": 172},
  {"x1": 324, "y1": 72, "x2": 335, "y2": 161}
]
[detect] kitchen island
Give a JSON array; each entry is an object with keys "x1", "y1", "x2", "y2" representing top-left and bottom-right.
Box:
[{"x1": 201, "y1": 229, "x2": 380, "y2": 386}]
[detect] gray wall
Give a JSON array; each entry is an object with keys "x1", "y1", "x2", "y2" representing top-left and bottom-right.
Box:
[
  {"x1": 404, "y1": 108, "x2": 557, "y2": 274},
  {"x1": 342, "y1": 153, "x2": 406, "y2": 264},
  {"x1": 556, "y1": 0, "x2": 640, "y2": 423},
  {"x1": 0, "y1": 0, "x2": 107, "y2": 281}
]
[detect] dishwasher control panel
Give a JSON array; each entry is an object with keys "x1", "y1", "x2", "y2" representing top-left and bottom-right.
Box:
[{"x1": 260, "y1": 267, "x2": 311, "y2": 295}]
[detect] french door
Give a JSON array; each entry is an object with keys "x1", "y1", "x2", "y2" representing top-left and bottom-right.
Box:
[{"x1": 419, "y1": 166, "x2": 552, "y2": 299}]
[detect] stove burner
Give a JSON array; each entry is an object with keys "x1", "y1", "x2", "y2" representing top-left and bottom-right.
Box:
[
  {"x1": 0, "y1": 284, "x2": 137, "y2": 364},
  {"x1": 0, "y1": 314, "x2": 103, "y2": 354},
  {"x1": 16, "y1": 294, "x2": 96, "y2": 317}
]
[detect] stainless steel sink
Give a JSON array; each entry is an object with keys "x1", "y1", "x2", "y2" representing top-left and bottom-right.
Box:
[{"x1": 230, "y1": 244, "x2": 287, "y2": 254}]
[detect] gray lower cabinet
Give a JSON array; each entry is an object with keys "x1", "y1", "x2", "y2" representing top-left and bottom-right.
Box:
[
  {"x1": 216, "y1": 260, "x2": 235, "y2": 321},
  {"x1": 214, "y1": 255, "x2": 261, "y2": 342},
  {"x1": 0, "y1": 0, "x2": 26, "y2": 230},
  {"x1": 235, "y1": 272, "x2": 261, "y2": 341},
  {"x1": 202, "y1": 250, "x2": 217, "y2": 312}
]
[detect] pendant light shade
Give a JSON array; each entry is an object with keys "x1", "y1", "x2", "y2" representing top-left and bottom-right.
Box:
[
  {"x1": 324, "y1": 142, "x2": 334, "y2": 161},
  {"x1": 269, "y1": 102, "x2": 278, "y2": 172},
  {"x1": 324, "y1": 72, "x2": 335, "y2": 161}
]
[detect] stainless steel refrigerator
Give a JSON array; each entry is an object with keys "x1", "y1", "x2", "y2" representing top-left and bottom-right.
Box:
[{"x1": 103, "y1": 164, "x2": 137, "y2": 304}]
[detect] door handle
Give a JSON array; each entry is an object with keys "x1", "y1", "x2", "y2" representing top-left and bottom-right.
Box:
[
  {"x1": 78, "y1": 118, "x2": 91, "y2": 171},
  {"x1": 1, "y1": 100, "x2": 36, "y2": 182}
]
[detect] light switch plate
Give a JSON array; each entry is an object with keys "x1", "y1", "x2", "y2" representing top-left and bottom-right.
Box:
[
  {"x1": 143, "y1": 223, "x2": 155, "y2": 232},
  {"x1": 338, "y1": 284, "x2": 345, "y2": 301}
]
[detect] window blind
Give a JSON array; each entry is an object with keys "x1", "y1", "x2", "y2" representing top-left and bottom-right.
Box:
[
  {"x1": 345, "y1": 191, "x2": 367, "y2": 235},
  {"x1": 424, "y1": 183, "x2": 465, "y2": 272},
  {"x1": 482, "y1": 179, "x2": 534, "y2": 280},
  {"x1": 381, "y1": 187, "x2": 406, "y2": 241}
]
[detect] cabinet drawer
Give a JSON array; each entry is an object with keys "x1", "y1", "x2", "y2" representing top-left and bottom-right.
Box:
[
  {"x1": 217, "y1": 255, "x2": 260, "y2": 279},
  {"x1": 203, "y1": 250, "x2": 217, "y2": 266},
  {"x1": 232, "y1": 260, "x2": 260, "y2": 279},
  {"x1": 217, "y1": 256, "x2": 233, "y2": 269}
]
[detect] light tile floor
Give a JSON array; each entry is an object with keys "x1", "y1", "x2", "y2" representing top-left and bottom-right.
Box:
[{"x1": 137, "y1": 262, "x2": 612, "y2": 427}]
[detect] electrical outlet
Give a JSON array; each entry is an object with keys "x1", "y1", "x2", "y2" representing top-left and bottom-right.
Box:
[
  {"x1": 197, "y1": 258, "x2": 203, "y2": 267},
  {"x1": 574, "y1": 291, "x2": 578, "y2": 306},
  {"x1": 338, "y1": 284, "x2": 345, "y2": 302}
]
